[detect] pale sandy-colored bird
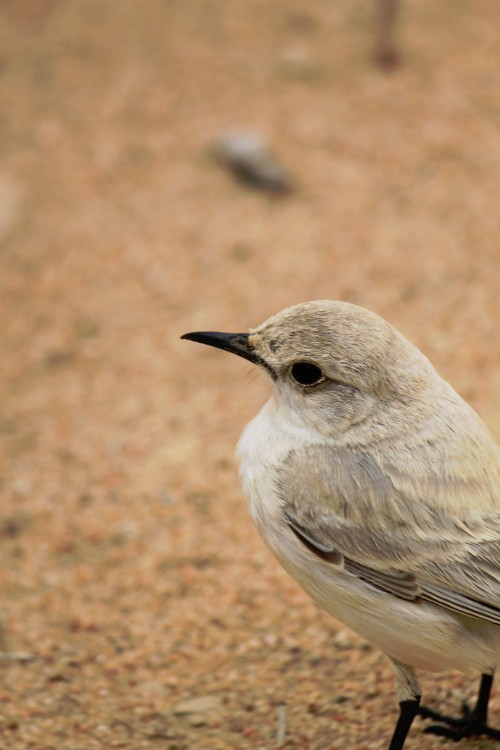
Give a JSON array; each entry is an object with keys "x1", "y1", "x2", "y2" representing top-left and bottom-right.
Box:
[{"x1": 182, "y1": 300, "x2": 500, "y2": 749}]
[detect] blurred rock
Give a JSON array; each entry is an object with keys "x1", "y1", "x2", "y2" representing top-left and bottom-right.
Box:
[{"x1": 211, "y1": 131, "x2": 294, "y2": 194}]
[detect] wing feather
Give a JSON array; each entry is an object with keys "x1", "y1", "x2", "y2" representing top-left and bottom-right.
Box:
[{"x1": 277, "y1": 444, "x2": 500, "y2": 624}]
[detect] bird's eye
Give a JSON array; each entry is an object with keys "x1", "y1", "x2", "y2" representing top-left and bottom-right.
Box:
[{"x1": 291, "y1": 362, "x2": 324, "y2": 386}]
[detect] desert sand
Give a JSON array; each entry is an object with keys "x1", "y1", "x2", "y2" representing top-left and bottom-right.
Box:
[{"x1": 1, "y1": 1, "x2": 500, "y2": 748}]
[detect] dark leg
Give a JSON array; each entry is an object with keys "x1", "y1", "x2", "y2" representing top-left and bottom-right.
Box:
[
  {"x1": 389, "y1": 697, "x2": 420, "y2": 750},
  {"x1": 419, "y1": 672, "x2": 500, "y2": 741}
]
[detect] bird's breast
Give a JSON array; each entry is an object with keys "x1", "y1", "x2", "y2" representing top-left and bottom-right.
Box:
[{"x1": 237, "y1": 399, "x2": 315, "y2": 527}]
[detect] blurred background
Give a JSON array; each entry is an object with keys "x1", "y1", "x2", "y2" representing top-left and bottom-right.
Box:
[{"x1": 1, "y1": 1, "x2": 500, "y2": 748}]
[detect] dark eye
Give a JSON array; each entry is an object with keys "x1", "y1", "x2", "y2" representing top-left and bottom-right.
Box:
[{"x1": 291, "y1": 362, "x2": 324, "y2": 386}]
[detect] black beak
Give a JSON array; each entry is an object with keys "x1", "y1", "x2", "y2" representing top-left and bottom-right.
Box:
[{"x1": 181, "y1": 331, "x2": 261, "y2": 366}]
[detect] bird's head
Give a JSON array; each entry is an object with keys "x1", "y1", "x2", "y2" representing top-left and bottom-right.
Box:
[{"x1": 182, "y1": 300, "x2": 438, "y2": 440}]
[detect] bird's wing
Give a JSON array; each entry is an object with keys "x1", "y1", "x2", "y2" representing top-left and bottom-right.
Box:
[{"x1": 276, "y1": 445, "x2": 500, "y2": 624}]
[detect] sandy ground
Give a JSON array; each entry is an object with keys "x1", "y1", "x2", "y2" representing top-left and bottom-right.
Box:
[{"x1": 2, "y1": 1, "x2": 500, "y2": 748}]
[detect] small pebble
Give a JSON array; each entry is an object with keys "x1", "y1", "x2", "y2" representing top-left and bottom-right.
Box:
[
  {"x1": 187, "y1": 713, "x2": 207, "y2": 727},
  {"x1": 278, "y1": 47, "x2": 322, "y2": 81},
  {"x1": 173, "y1": 695, "x2": 222, "y2": 715}
]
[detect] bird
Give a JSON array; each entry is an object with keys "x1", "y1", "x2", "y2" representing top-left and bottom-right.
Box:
[{"x1": 181, "y1": 300, "x2": 500, "y2": 749}]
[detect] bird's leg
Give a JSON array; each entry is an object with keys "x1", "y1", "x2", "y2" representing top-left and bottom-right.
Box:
[
  {"x1": 389, "y1": 697, "x2": 421, "y2": 750},
  {"x1": 388, "y1": 660, "x2": 421, "y2": 750},
  {"x1": 419, "y1": 672, "x2": 500, "y2": 741}
]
